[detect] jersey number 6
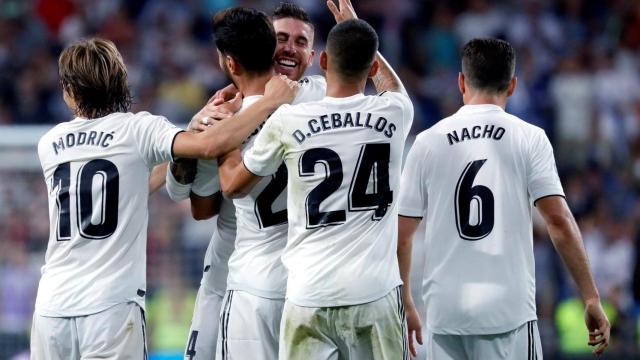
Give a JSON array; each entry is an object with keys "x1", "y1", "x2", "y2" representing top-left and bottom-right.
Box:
[{"x1": 454, "y1": 159, "x2": 494, "y2": 240}]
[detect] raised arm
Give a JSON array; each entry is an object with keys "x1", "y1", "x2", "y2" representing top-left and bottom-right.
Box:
[
  {"x1": 326, "y1": 0, "x2": 406, "y2": 95},
  {"x1": 536, "y1": 195, "x2": 610, "y2": 355}
]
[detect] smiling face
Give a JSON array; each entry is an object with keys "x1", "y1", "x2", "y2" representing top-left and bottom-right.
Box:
[{"x1": 272, "y1": 17, "x2": 315, "y2": 81}]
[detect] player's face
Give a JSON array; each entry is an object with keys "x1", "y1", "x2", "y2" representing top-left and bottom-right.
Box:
[{"x1": 273, "y1": 18, "x2": 314, "y2": 81}]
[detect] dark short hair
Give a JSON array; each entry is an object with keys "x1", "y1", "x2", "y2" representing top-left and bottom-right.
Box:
[
  {"x1": 212, "y1": 7, "x2": 276, "y2": 74},
  {"x1": 58, "y1": 38, "x2": 132, "y2": 118},
  {"x1": 272, "y1": 2, "x2": 314, "y2": 29},
  {"x1": 461, "y1": 38, "x2": 516, "y2": 93},
  {"x1": 326, "y1": 19, "x2": 378, "y2": 81}
]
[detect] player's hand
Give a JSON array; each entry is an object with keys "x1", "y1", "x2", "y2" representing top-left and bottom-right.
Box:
[
  {"x1": 327, "y1": 0, "x2": 358, "y2": 23},
  {"x1": 263, "y1": 74, "x2": 299, "y2": 107},
  {"x1": 405, "y1": 299, "x2": 423, "y2": 357},
  {"x1": 210, "y1": 83, "x2": 239, "y2": 103},
  {"x1": 188, "y1": 93, "x2": 242, "y2": 132},
  {"x1": 584, "y1": 299, "x2": 610, "y2": 355}
]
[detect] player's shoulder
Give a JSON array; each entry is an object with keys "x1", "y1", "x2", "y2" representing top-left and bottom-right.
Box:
[
  {"x1": 294, "y1": 75, "x2": 326, "y2": 104},
  {"x1": 372, "y1": 90, "x2": 412, "y2": 108},
  {"x1": 127, "y1": 111, "x2": 167, "y2": 123},
  {"x1": 38, "y1": 120, "x2": 72, "y2": 155},
  {"x1": 298, "y1": 75, "x2": 326, "y2": 87},
  {"x1": 502, "y1": 112, "x2": 547, "y2": 138}
]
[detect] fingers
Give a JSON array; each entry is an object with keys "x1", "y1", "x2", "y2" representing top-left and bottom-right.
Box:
[
  {"x1": 404, "y1": 328, "x2": 414, "y2": 357},
  {"x1": 327, "y1": 0, "x2": 340, "y2": 21},
  {"x1": 416, "y1": 327, "x2": 423, "y2": 345},
  {"x1": 588, "y1": 327, "x2": 609, "y2": 355},
  {"x1": 211, "y1": 97, "x2": 225, "y2": 106},
  {"x1": 188, "y1": 121, "x2": 208, "y2": 132}
]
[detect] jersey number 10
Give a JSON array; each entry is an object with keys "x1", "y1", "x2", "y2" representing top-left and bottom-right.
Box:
[{"x1": 53, "y1": 159, "x2": 119, "y2": 241}]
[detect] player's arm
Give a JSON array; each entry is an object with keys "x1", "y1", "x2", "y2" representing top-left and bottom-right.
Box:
[
  {"x1": 218, "y1": 149, "x2": 262, "y2": 199},
  {"x1": 395, "y1": 138, "x2": 427, "y2": 357},
  {"x1": 149, "y1": 162, "x2": 168, "y2": 194},
  {"x1": 172, "y1": 75, "x2": 298, "y2": 159},
  {"x1": 397, "y1": 215, "x2": 423, "y2": 356},
  {"x1": 326, "y1": 0, "x2": 406, "y2": 95},
  {"x1": 165, "y1": 159, "x2": 197, "y2": 201},
  {"x1": 190, "y1": 191, "x2": 222, "y2": 220},
  {"x1": 222, "y1": 107, "x2": 288, "y2": 199},
  {"x1": 536, "y1": 196, "x2": 610, "y2": 355}
]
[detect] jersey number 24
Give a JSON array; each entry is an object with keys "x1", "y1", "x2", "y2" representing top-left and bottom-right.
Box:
[{"x1": 299, "y1": 143, "x2": 393, "y2": 229}]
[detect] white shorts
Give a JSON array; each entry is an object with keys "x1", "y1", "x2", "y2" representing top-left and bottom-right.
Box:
[
  {"x1": 215, "y1": 290, "x2": 284, "y2": 360},
  {"x1": 185, "y1": 285, "x2": 225, "y2": 360},
  {"x1": 31, "y1": 302, "x2": 146, "y2": 360},
  {"x1": 280, "y1": 286, "x2": 408, "y2": 360},
  {"x1": 426, "y1": 320, "x2": 542, "y2": 360}
]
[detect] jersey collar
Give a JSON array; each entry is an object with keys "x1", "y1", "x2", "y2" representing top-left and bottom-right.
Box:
[
  {"x1": 322, "y1": 93, "x2": 366, "y2": 103},
  {"x1": 239, "y1": 95, "x2": 263, "y2": 112},
  {"x1": 455, "y1": 104, "x2": 504, "y2": 115}
]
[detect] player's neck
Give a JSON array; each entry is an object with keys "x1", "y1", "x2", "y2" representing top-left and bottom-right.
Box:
[
  {"x1": 235, "y1": 71, "x2": 273, "y2": 97},
  {"x1": 325, "y1": 72, "x2": 366, "y2": 98},
  {"x1": 463, "y1": 91, "x2": 508, "y2": 110}
]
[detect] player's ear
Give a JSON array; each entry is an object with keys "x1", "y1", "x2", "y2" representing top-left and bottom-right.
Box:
[
  {"x1": 227, "y1": 55, "x2": 238, "y2": 75},
  {"x1": 458, "y1": 72, "x2": 466, "y2": 95},
  {"x1": 506, "y1": 77, "x2": 517, "y2": 97},
  {"x1": 367, "y1": 59, "x2": 379, "y2": 78},
  {"x1": 307, "y1": 48, "x2": 315, "y2": 67},
  {"x1": 319, "y1": 51, "x2": 328, "y2": 72}
]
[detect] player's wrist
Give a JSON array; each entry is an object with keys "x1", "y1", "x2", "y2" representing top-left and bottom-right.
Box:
[
  {"x1": 260, "y1": 94, "x2": 285, "y2": 110},
  {"x1": 583, "y1": 296, "x2": 601, "y2": 307}
]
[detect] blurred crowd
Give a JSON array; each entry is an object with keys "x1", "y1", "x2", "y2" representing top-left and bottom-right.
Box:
[{"x1": 1, "y1": 0, "x2": 640, "y2": 358}]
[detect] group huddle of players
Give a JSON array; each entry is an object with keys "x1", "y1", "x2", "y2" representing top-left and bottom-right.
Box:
[{"x1": 30, "y1": 0, "x2": 612, "y2": 359}]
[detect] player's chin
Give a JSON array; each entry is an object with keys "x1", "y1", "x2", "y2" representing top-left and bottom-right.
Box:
[{"x1": 274, "y1": 63, "x2": 298, "y2": 80}]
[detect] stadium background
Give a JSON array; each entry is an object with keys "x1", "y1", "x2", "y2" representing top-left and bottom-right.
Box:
[{"x1": 0, "y1": 0, "x2": 639, "y2": 358}]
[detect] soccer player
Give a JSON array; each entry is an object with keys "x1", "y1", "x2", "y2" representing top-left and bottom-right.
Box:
[
  {"x1": 221, "y1": 4, "x2": 418, "y2": 360},
  {"x1": 31, "y1": 37, "x2": 297, "y2": 359},
  {"x1": 167, "y1": 4, "x2": 324, "y2": 360},
  {"x1": 211, "y1": 7, "x2": 326, "y2": 359},
  {"x1": 398, "y1": 38, "x2": 611, "y2": 359}
]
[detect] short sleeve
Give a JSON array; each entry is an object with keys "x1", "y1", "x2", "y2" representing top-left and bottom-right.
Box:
[
  {"x1": 527, "y1": 129, "x2": 565, "y2": 203},
  {"x1": 398, "y1": 136, "x2": 428, "y2": 218},
  {"x1": 130, "y1": 113, "x2": 183, "y2": 167},
  {"x1": 243, "y1": 108, "x2": 286, "y2": 176},
  {"x1": 380, "y1": 91, "x2": 414, "y2": 140},
  {"x1": 191, "y1": 160, "x2": 221, "y2": 197},
  {"x1": 165, "y1": 163, "x2": 192, "y2": 201},
  {"x1": 293, "y1": 75, "x2": 327, "y2": 104}
]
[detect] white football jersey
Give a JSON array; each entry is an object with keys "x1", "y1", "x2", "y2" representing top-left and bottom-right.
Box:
[
  {"x1": 243, "y1": 91, "x2": 413, "y2": 307},
  {"x1": 226, "y1": 76, "x2": 326, "y2": 299},
  {"x1": 201, "y1": 197, "x2": 237, "y2": 296},
  {"x1": 398, "y1": 104, "x2": 564, "y2": 335},
  {"x1": 36, "y1": 112, "x2": 182, "y2": 317},
  {"x1": 185, "y1": 158, "x2": 238, "y2": 296}
]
